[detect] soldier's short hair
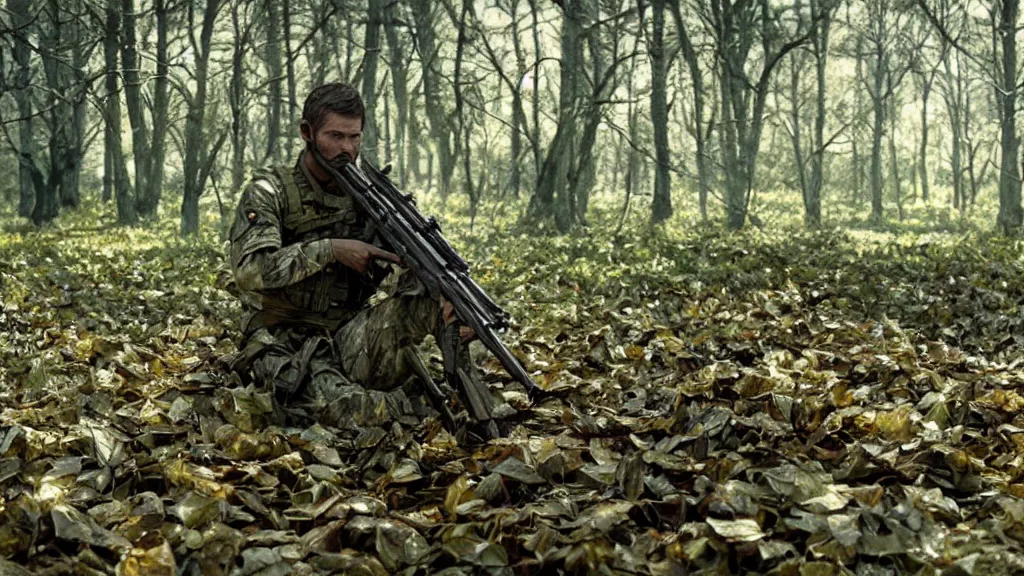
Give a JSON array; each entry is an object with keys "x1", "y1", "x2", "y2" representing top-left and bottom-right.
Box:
[{"x1": 302, "y1": 83, "x2": 365, "y2": 132}]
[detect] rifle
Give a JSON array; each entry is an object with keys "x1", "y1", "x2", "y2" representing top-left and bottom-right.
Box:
[{"x1": 313, "y1": 151, "x2": 541, "y2": 439}]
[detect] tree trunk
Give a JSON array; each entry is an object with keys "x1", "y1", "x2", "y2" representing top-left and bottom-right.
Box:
[
  {"x1": 650, "y1": 0, "x2": 672, "y2": 224},
  {"x1": 532, "y1": 0, "x2": 583, "y2": 231},
  {"x1": 572, "y1": 2, "x2": 619, "y2": 223},
  {"x1": 621, "y1": 29, "x2": 640, "y2": 229},
  {"x1": 384, "y1": 3, "x2": 409, "y2": 187},
  {"x1": 362, "y1": 0, "x2": 383, "y2": 162},
  {"x1": 940, "y1": 42, "x2": 964, "y2": 210},
  {"x1": 721, "y1": 77, "x2": 747, "y2": 230},
  {"x1": 426, "y1": 148, "x2": 434, "y2": 191},
  {"x1": 529, "y1": 0, "x2": 542, "y2": 172},
  {"x1": 413, "y1": 0, "x2": 457, "y2": 197},
  {"x1": 508, "y1": 0, "x2": 525, "y2": 199},
  {"x1": 669, "y1": 2, "x2": 708, "y2": 221},
  {"x1": 870, "y1": 95, "x2": 884, "y2": 221},
  {"x1": 264, "y1": 0, "x2": 282, "y2": 162},
  {"x1": 103, "y1": 143, "x2": 113, "y2": 202},
  {"x1": 35, "y1": 0, "x2": 68, "y2": 225},
  {"x1": 408, "y1": 110, "x2": 423, "y2": 181},
  {"x1": 713, "y1": 0, "x2": 803, "y2": 230},
  {"x1": 964, "y1": 88, "x2": 981, "y2": 208},
  {"x1": 852, "y1": 34, "x2": 864, "y2": 205},
  {"x1": 66, "y1": 9, "x2": 88, "y2": 210},
  {"x1": 143, "y1": 0, "x2": 169, "y2": 217},
  {"x1": 918, "y1": 66, "x2": 937, "y2": 205},
  {"x1": 454, "y1": 0, "x2": 479, "y2": 220},
  {"x1": 997, "y1": 0, "x2": 1021, "y2": 234},
  {"x1": 181, "y1": 0, "x2": 222, "y2": 236},
  {"x1": 806, "y1": 0, "x2": 830, "y2": 227},
  {"x1": 869, "y1": 52, "x2": 885, "y2": 222},
  {"x1": 888, "y1": 82, "x2": 903, "y2": 221},
  {"x1": 310, "y1": 1, "x2": 330, "y2": 86},
  {"x1": 284, "y1": 0, "x2": 297, "y2": 156},
  {"x1": 10, "y1": 0, "x2": 37, "y2": 217},
  {"x1": 951, "y1": 91, "x2": 963, "y2": 210},
  {"x1": 383, "y1": 86, "x2": 392, "y2": 163},
  {"x1": 121, "y1": 0, "x2": 151, "y2": 211},
  {"x1": 52, "y1": 0, "x2": 80, "y2": 212},
  {"x1": 343, "y1": 14, "x2": 354, "y2": 80},
  {"x1": 105, "y1": 0, "x2": 136, "y2": 225},
  {"x1": 230, "y1": 3, "x2": 248, "y2": 194},
  {"x1": 790, "y1": 49, "x2": 809, "y2": 220}
]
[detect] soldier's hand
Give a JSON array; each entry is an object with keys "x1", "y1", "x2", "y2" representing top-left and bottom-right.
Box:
[
  {"x1": 330, "y1": 239, "x2": 402, "y2": 273},
  {"x1": 441, "y1": 298, "x2": 476, "y2": 341}
]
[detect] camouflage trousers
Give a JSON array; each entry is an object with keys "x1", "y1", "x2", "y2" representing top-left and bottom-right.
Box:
[{"x1": 233, "y1": 273, "x2": 449, "y2": 431}]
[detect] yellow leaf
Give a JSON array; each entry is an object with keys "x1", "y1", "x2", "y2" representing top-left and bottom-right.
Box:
[
  {"x1": 115, "y1": 540, "x2": 176, "y2": 576},
  {"x1": 444, "y1": 475, "x2": 472, "y2": 517},
  {"x1": 875, "y1": 405, "x2": 914, "y2": 442},
  {"x1": 832, "y1": 383, "x2": 853, "y2": 408}
]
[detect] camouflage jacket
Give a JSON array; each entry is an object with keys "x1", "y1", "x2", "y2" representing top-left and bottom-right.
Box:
[{"x1": 228, "y1": 152, "x2": 389, "y2": 336}]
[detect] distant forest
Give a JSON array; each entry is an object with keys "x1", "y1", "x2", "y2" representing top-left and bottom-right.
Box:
[{"x1": 2, "y1": 0, "x2": 1022, "y2": 234}]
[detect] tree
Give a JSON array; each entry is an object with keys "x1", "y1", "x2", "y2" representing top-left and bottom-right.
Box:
[
  {"x1": 786, "y1": 0, "x2": 836, "y2": 227},
  {"x1": 264, "y1": 0, "x2": 283, "y2": 162},
  {"x1": 917, "y1": 0, "x2": 1021, "y2": 232},
  {"x1": 7, "y1": 0, "x2": 39, "y2": 218},
  {"x1": 229, "y1": 0, "x2": 258, "y2": 194},
  {"x1": 475, "y1": 0, "x2": 537, "y2": 199},
  {"x1": 361, "y1": 0, "x2": 384, "y2": 162},
  {"x1": 573, "y1": 1, "x2": 635, "y2": 221},
  {"x1": 120, "y1": 0, "x2": 149, "y2": 215},
  {"x1": 649, "y1": 0, "x2": 672, "y2": 224},
  {"x1": 529, "y1": 0, "x2": 635, "y2": 231},
  {"x1": 857, "y1": 0, "x2": 921, "y2": 222},
  {"x1": 180, "y1": 0, "x2": 227, "y2": 236},
  {"x1": 147, "y1": 0, "x2": 171, "y2": 216},
  {"x1": 994, "y1": 0, "x2": 1021, "y2": 232},
  {"x1": 118, "y1": 0, "x2": 169, "y2": 218},
  {"x1": 451, "y1": 0, "x2": 482, "y2": 223},
  {"x1": 697, "y1": 0, "x2": 815, "y2": 229},
  {"x1": 410, "y1": 0, "x2": 458, "y2": 198},
  {"x1": 913, "y1": 52, "x2": 939, "y2": 205},
  {"x1": 104, "y1": 0, "x2": 136, "y2": 225},
  {"x1": 283, "y1": 1, "x2": 297, "y2": 156},
  {"x1": 34, "y1": 0, "x2": 92, "y2": 225},
  {"x1": 383, "y1": 0, "x2": 411, "y2": 186},
  {"x1": 669, "y1": 0, "x2": 712, "y2": 221},
  {"x1": 529, "y1": 0, "x2": 586, "y2": 230},
  {"x1": 806, "y1": 0, "x2": 837, "y2": 225}
]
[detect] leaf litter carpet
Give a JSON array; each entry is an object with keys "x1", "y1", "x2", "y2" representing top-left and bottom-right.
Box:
[{"x1": 2, "y1": 227, "x2": 1024, "y2": 575}]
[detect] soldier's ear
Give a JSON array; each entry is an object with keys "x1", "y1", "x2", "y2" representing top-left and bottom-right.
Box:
[{"x1": 300, "y1": 121, "x2": 312, "y2": 143}]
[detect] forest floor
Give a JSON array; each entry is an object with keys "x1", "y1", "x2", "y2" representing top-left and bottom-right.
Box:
[{"x1": 3, "y1": 196, "x2": 1024, "y2": 575}]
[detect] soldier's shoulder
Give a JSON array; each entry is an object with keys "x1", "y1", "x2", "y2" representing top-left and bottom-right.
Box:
[
  {"x1": 242, "y1": 164, "x2": 293, "y2": 202},
  {"x1": 249, "y1": 164, "x2": 290, "y2": 190}
]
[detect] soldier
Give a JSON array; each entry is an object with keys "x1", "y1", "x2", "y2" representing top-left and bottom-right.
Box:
[{"x1": 227, "y1": 82, "x2": 488, "y2": 435}]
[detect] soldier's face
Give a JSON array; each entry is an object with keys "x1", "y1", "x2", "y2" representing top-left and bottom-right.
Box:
[{"x1": 305, "y1": 112, "x2": 362, "y2": 165}]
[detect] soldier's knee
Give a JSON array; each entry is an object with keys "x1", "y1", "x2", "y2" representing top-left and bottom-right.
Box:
[{"x1": 393, "y1": 271, "x2": 427, "y2": 298}]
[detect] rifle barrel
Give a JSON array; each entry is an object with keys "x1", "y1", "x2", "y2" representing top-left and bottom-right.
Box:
[{"x1": 313, "y1": 151, "x2": 541, "y2": 397}]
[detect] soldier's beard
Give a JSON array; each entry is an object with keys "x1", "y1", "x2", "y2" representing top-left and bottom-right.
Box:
[
  {"x1": 324, "y1": 152, "x2": 353, "y2": 172},
  {"x1": 306, "y1": 141, "x2": 354, "y2": 178}
]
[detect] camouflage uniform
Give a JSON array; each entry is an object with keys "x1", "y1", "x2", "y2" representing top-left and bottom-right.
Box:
[{"x1": 228, "y1": 152, "x2": 448, "y2": 431}]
